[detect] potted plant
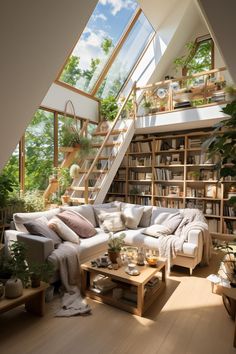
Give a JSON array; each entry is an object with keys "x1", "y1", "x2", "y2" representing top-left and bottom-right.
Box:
[
  {"x1": 142, "y1": 98, "x2": 152, "y2": 115},
  {"x1": 108, "y1": 232, "x2": 126, "y2": 264},
  {"x1": 191, "y1": 171, "x2": 201, "y2": 181},
  {"x1": 29, "y1": 261, "x2": 54, "y2": 288},
  {"x1": 0, "y1": 172, "x2": 15, "y2": 208},
  {"x1": 100, "y1": 96, "x2": 119, "y2": 122},
  {"x1": 4, "y1": 241, "x2": 29, "y2": 298},
  {"x1": 225, "y1": 85, "x2": 236, "y2": 102}
]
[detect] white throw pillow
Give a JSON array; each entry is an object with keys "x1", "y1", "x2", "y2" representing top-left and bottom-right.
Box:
[
  {"x1": 97, "y1": 211, "x2": 125, "y2": 233},
  {"x1": 142, "y1": 224, "x2": 172, "y2": 238},
  {"x1": 123, "y1": 206, "x2": 144, "y2": 229},
  {"x1": 48, "y1": 217, "x2": 80, "y2": 244},
  {"x1": 94, "y1": 207, "x2": 120, "y2": 227}
]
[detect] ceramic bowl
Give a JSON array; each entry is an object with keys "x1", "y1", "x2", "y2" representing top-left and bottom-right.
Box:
[{"x1": 146, "y1": 256, "x2": 158, "y2": 266}]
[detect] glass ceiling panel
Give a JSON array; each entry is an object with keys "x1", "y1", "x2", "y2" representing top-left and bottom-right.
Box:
[
  {"x1": 96, "y1": 12, "x2": 155, "y2": 98},
  {"x1": 60, "y1": 0, "x2": 138, "y2": 93}
]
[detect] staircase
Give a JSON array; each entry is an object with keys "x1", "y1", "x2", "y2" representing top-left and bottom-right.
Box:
[
  {"x1": 70, "y1": 90, "x2": 137, "y2": 204},
  {"x1": 44, "y1": 85, "x2": 136, "y2": 206}
]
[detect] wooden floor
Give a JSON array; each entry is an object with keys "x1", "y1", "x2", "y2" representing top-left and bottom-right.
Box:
[{"x1": 0, "y1": 249, "x2": 235, "y2": 354}]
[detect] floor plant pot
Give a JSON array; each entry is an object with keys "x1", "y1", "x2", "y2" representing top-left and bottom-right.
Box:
[
  {"x1": 30, "y1": 274, "x2": 41, "y2": 288},
  {"x1": 108, "y1": 250, "x2": 120, "y2": 264},
  {"x1": 5, "y1": 277, "x2": 23, "y2": 299}
]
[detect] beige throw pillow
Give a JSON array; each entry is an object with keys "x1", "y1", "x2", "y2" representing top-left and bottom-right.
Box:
[
  {"x1": 122, "y1": 206, "x2": 144, "y2": 229},
  {"x1": 94, "y1": 207, "x2": 120, "y2": 228},
  {"x1": 97, "y1": 211, "x2": 125, "y2": 233},
  {"x1": 142, "y1": 224, "x2": 172, "y2": 238},
  {"x1": 48, "y1": 217, "x2": 80, "y2": 244}
]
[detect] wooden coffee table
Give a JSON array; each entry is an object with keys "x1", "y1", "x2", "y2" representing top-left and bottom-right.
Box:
[
  {"x1": 81, "y1": 258, "x2": 166, "y2": 316},
  {"x1": 0, "y1": 282, "x2": 48, "y2": 317}
]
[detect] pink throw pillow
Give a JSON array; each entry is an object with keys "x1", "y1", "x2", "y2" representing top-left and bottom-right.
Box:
[{"x1": 57, "y1": 210, "x2": 97, "y2": 238}]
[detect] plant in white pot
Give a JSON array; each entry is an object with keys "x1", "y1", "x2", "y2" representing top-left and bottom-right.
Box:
[{"x1": 5, "y1": 241, "x2": 29, "y2": 298}]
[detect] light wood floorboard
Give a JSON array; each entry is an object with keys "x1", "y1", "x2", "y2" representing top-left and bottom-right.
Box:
[{"x1": 0, "y1": 249, "x2": 235, "y2": 354}]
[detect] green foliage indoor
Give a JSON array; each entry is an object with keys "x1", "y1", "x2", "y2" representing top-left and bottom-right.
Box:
[
  {"x1": 100, "y1": 96, "x2": 119, "y2": 121},
  {"x1": 0, "y1": 172, "x2": 15, "y2": 207},
  {"x1": 108, "y1": 232, "x2": 126, "y2": 252}
]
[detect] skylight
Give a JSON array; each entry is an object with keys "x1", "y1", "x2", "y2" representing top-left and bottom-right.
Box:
[
  {"x1": 60, "y1": 0, "x2": 138, "y2": 93},
  {"x1": 96, "y1": 12, "x2": 154, "y2": 98}
]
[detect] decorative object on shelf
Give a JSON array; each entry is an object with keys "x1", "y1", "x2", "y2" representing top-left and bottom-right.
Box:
[
  {"x1": 142, "y1": 95, "x2": 152, "y2": 114},
  {"x1": 157, "y1": 88, "x2": 167, "y2": 99},
  {"x1": 5, "y1": 277, "x2": 23, "y2": 299},
  {"x1": 206, "y1": 202, "x2": 213, "y2": 215},
  {"x1": 107, "y1": 232, "x2": 126, "y2": 264},
  {"x1": 228, "y1": 186, "x2": 236, "y2": 199},
  {"x1": 225, "y1": 85, "x2": 236, "y2": 102}
]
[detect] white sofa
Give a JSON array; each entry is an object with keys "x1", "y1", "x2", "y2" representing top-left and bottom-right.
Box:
[{"x1": 4, "y1": 202, "x2": 210, "y2": 276}]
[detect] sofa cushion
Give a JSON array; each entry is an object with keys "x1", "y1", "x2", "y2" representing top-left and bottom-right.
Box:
[
  {"x1": 142, "y1": 224, "x2": 171, "y2": 238},
  {"x1": 97, "y1": 211, "x2": 126, "y2": 233},
  {"x1": 23, "y1": 216, "x2": 62, "y2": 247},
  {"x1": 60, "y1": 205, "x2": 96, "y2": 227},
  {"x1": 93, "y1": 206, "x2": 120, "y2": 227},
  {"x1": 161, "y1": 212, "x2": 183, "y2": 233},
  {"x1": 48, "y1": 217, "x2": 80, "y2": 244},
  {"x1": 116, "y1": 229, "x2": 160, "y2": 250},
  {"x1": 122, "y1": 206, "x2": 144, "y2": 229},
  {"x1": 121, "y1": 203, "x2": 152, "y2": 227},
  {"x1": 57, "y1": 210, "x2": 97, "y2": 238},
  {"x1": 14, "y1": 208, "x2": 60, "y2": 232},
  {"x1": 151, "y1": 207, "x2": 178, "y2": 225}
]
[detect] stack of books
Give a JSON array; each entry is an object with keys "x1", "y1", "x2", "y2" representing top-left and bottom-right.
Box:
[{"x1": 211, "y1": 90, "x2": 225, "y2": 102}]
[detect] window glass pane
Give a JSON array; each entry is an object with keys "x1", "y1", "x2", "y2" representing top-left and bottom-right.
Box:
[
  {"x1": 25, "y1": 110, "x2": 54, "y2": 191},
  {"x1": 60, "y1": 0, "x2": 138, "y2": 92},
  {"x1": 187, "y1": 39, "x2": 213, "y2": 75},
  {"x1": 97, "y1": 12, "x2": 154, "y2": 98}
]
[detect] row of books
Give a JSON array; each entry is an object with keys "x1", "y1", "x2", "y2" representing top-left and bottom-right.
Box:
[
  {"x1": 129, "y1": 172, "x2": 152, "y2": 180},
  {"x1": 207, "y1": 219, "x2": 220, "y2": 233},
  {"x1": 154, "y1": 168, "x2": 177, "y2": 180},
  {"x1": 127, "y1": 196, "x2": 152, "y2": 205},
  {"x1": 155, "y1": 199, "x2": 184, "y2": 208},
  {"x1": 129, "y1": 184, "x2": 151, "y2": 195},
  {"x1": 187, "y1": 153, "x2": 219, "y2": 165},
  {"x1": 155, "y1": 154, "x2": 184, "y2": 166},
  {"x1": 108, "y1": 182, "x2": 125, "y2": 194},
  {"x1": 185, "y1": 200, "x2": 204, "y2": 210},
  {"x1": 130, "y1": 141, "x2": 152, "y2": 153},
  {"x1": 188, "y1": 137, "x2": 203, "y2": 148},
  {"x1": 223, "y1": 220, "x2": 236, "y2": 234},
  {"x1": 155, "y1": 184, "x2": 182, "y2": 197},
  {"x1": 223, "y1": 205, "x2": 236, "y2": 217}
]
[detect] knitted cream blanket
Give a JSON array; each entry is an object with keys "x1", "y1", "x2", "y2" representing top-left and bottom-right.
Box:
[{"x1": 52, "y1": 242, "x2": 91, "y2": 317}]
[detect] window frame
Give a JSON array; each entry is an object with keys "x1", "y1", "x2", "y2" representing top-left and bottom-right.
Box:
[{"x1": 56, "y1": 6, "x2": 155, "y2": 99}]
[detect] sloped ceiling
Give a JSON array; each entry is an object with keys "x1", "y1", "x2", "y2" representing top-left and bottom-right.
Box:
[
  {"x1": 0, "y1": 0, "x2": 97, "y2": 171},
  {"x1": 197, "y1": 0, "x2": 236, "y2": 84}
]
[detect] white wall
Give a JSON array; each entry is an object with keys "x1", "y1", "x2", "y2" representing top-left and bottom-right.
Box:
[
  {"x1": 42, "y1": 83, "x2": 99, "y2": 122},
  {"x1": 136, "y1": 104, "x2": 227, "y2": 133},
  {"x1": 0, "y1": 0, "x2": 97, "y2": 171}
]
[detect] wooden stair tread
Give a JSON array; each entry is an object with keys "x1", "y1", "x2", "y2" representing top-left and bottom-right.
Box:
[
  {"x1": 76, "y1": 169, "x2": 108, "y2": 174},
  {"x1": 86, "y1": 156, "x2": 115, "y2": 160},
  {"x1": 91, "y1": 142, "x2": 121, "y2": 148},
  {"x1": 59, "y1": 146, "x2": 80, "y2": 152},
  {"x1": 93, "y1": 129, "x2": 127, "y2": 136},
  {"x1": 70, "y1": 197, "x2": 94, "y2": 203},
  {"x1": 70, "y1": 186, "x2": 100, "y2": 191}
]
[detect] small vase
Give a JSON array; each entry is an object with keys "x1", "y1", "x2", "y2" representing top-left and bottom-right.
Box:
[
  {"x1": 108, "y1": 250, "x2": 120, "y2": 264},
  {"x1": 30, "y1": 274, "x2": 41, "y2": 288},
  {"x1": 5, "y1": 277, "x2": 23, "y2": 299}
]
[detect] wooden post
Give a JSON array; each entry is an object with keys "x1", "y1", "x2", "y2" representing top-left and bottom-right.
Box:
[
  {"x1": 133, "y1": 81, "x2": 137, "y2": 120},
  {"x1": 54, "y1": 112, "x2": 58, "y2": 168}
]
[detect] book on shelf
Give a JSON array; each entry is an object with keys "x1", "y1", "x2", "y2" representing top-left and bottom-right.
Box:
[
  {"x1": 129, "y1": 171, "x2": 152, "y2": 180},
  {"x1": 155, "y1": 184, "x2": 182, "y2": 197},
  {"x1": 188, "y1": 137, "x2": 202, "y2": 148},
  {"x1": 185, "y1": 199, "x2": 204, "y2": 211},
  {"x1": 129, "y1": 184, "x2": 151, "y2": 195},
  {"x1": 207, "y1": 219, "x2": 220, "y2": 233},
  {"x1": 155, "y1": 199, "x2": 184, "y2": 208},
  {"x1": 223, "y1": 220, "x2": 236, "y2": 234},
  {"x1": 108, "y1": 181, "x2": 125, "y2": 194},
  {"x1": 129, "y1": 156, "x2": 151, "y2": 167},
  {"x1": 130, "y1": 141, "x2": 152, "y2": 153},
  {"x1": 223, "y1": 205, "x2": 236, "y2": 217},
  {"x1": 128, "y1": 196, "x2": 152, "y2": 205}
]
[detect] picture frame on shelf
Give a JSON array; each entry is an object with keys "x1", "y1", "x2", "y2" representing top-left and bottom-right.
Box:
[{"x1": 205, "y1": 184, "x2": 217, "y2": 198}]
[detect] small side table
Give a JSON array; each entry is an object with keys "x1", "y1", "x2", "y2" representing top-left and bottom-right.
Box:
[{"x1": 0, "y1": 282, "x2": 48, "y2": 317}]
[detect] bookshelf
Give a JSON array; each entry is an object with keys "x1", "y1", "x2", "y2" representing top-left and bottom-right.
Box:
[{"x1": 105, "y1": 130, "x2": 236, "y2": 239}]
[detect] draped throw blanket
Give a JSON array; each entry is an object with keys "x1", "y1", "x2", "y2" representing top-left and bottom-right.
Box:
[
  {"x1": 51, "y1": 242, "x2": 91, "y2": 317},
  {"x1": 157, "y1": 209, "x2": 211, "y2": 270}
]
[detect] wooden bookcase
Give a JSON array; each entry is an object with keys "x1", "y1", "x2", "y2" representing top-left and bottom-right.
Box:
[{"x1": 105, "y1": 129, "x2": 236, "y2": 239}]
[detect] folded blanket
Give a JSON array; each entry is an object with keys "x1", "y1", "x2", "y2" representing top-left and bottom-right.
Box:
[{"x1": 52, "y1": 242, "x2": 91, "y2": 317}]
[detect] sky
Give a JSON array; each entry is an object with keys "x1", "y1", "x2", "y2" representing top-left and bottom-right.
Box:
[{"x1": 72, "y1": 0, "x2": 138, "y2": 72}]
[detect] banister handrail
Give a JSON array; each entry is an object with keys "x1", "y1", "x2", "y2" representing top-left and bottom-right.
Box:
[
  {"x1": 84, "y1": 82, "x2": 136, "y2": 201},
  {"x1": 136, "y1": 66, "x2": 227, "y2": 91}
]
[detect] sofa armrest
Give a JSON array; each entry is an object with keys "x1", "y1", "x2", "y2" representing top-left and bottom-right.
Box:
[
  {"x1": 186, "y1": 229, "x2": 202, "y2": 245},
  {"x1": 17, "y1": 234, "x2": 54, "y2": 264},
  {"x1": 185, "y1": 229, "x2": 204, "y2": 264}
]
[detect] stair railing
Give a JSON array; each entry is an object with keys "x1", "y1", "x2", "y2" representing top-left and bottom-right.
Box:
[{"x1": 84, "y1": 82, "x2": 137, "y2": 203}]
